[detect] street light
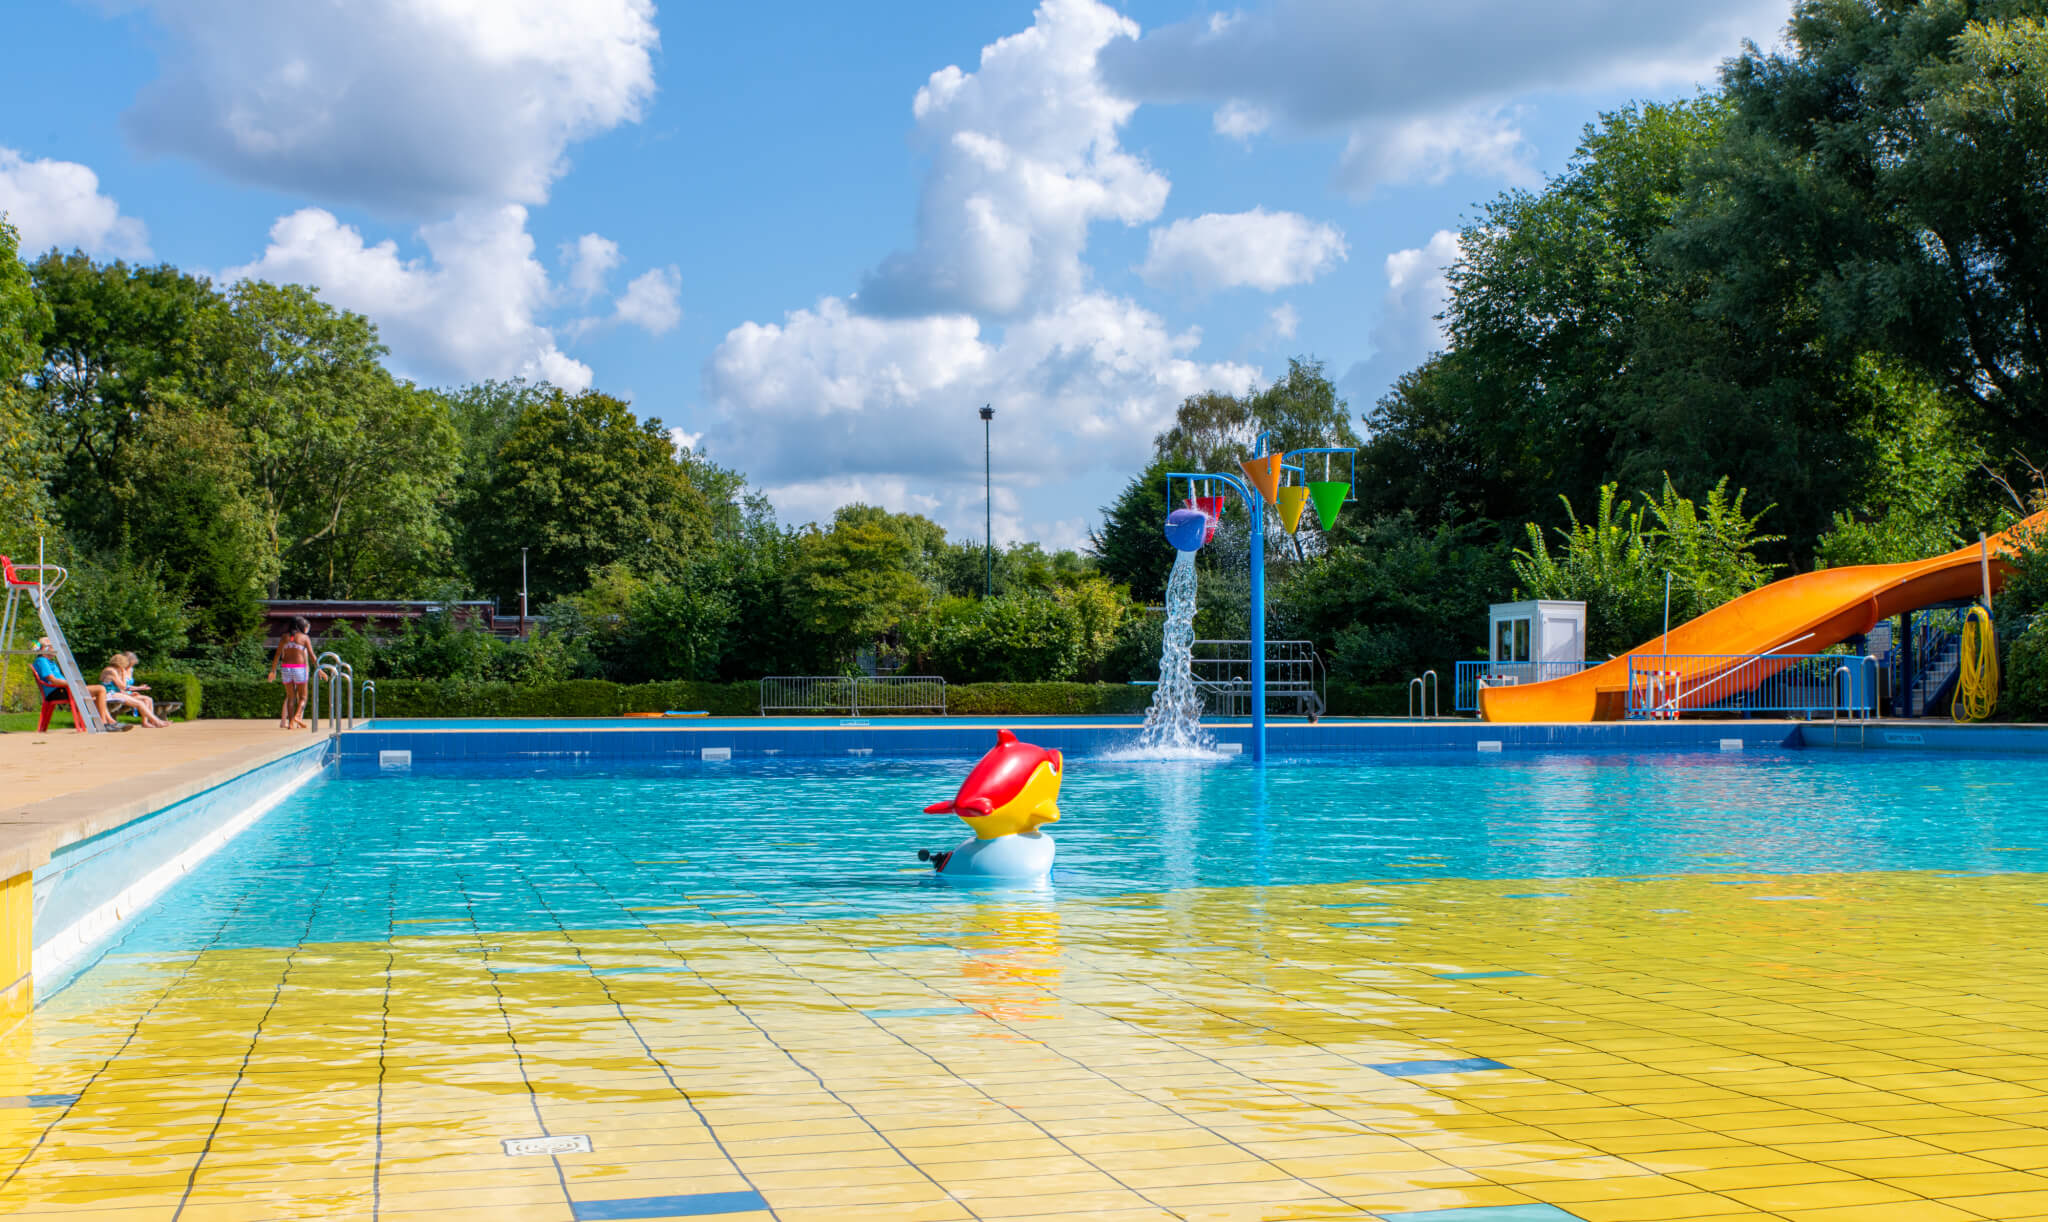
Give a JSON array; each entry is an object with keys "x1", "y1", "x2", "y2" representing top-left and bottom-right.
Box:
[{"x1": 979, "y1": 405, "x2": 994, "y2": 598}]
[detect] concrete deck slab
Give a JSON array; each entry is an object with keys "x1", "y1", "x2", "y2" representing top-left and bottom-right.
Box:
[{"x1": 0, "y1": 721, "x2": 319, "y2": 878}]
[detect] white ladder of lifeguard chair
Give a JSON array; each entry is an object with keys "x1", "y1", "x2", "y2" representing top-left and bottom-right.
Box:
[{"x1": 0, "y1": 562, "x2": 106, "y2": 733}]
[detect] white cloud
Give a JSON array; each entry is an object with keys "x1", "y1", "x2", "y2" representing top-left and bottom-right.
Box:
[
  {"x1": 701, "y1": 0, "x2": 1268, "y2": 546},
  {"x1": 1267, "y1": 302, "x2": 1299, "y2": 342},
  {"x1": 668, "y1": 426, "x2": 703, "y2": 454},
  {"x1": 226, "y1": 205, "x2": 592, "y2": 391},
  {"x1": 1340, "y1": 229, "x2": 1461, "y2": 411},
  {"x1": 857, "y1": 0, "x2": 1169, "y2": 318},
  {"x1": 0, "y1": 148, "x2": 151, "y2": 260},
  {"x1": 561, "y1": 233, "x2": 620, "y2": 303},
  {"x1": 614, "y1": 265, "x2": 682, "y2": 335},
  {"x1": 1380, "y1": 229, "x2": 1461, "y2": 358},
  {"x1": 122, "y1": 0, "x2": 659, "y2": 216},
  {"x1": 1339, "y1": 108, "x2": 1537, "y2": 195},
  {"x1": 1214, "y1": 101, "x2": 1271, "y2": 142},
  {"x1": 1102, "y1": 0, "x2": 1791, "y2": 196},
  {"x1": 1138, "y1": 208, "x2": 1346, "y2": 294},
  {"x1": 703, "y1": 293, "x2": 1257, "y2": 519}
]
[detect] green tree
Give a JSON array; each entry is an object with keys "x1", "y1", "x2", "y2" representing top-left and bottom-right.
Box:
[
  {"x1": 123, "y1": 406, "x2": 269, "y2": 644},
  {"x1": 1089, "y1": 456, "x2": 1179, "y2": 603},
  {"x1": 30, "y1": 252, "x2": 225, "y2": 549},
  {"x1": 908, "y1": 594, "x2": 1087, "y2": 683},
  {"x1": 0, "y1": 218, "x2": 54, "y2": 560},
  {"x1": 1694, "y1": 1, "x2": 2048, "y2": 461},
  {"x1": 1153, "y1": 357, "x2": 1360, "y2": 474},
  {"x1": 218, "y1": 281, "x2": 459, "y2": 596},
  {"x1": 1511, "y1": 478, "x2": 1780, "y2": 655},
  {"x1": 473, "y1": 387, "x2": 726, "y2": 605},
  {"x1": 783, "y1": 505, "x2": 935, "y2": 668}
]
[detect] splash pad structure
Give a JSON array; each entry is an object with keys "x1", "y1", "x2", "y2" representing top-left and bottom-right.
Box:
[{"x1": 1160, "y1": 434, "x2": 1355, "y2": 763}]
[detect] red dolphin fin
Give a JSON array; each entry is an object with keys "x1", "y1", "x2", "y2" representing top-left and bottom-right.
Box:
[
  {"x1": 955, "y1": 797, "x2": 993, "y2": 815},
  {"x1": 923, "y1": 800, "x2": 955, "y2": 814},
  {"x1": 997, "y1": 728, "x2": 1018, "y2": 746}
]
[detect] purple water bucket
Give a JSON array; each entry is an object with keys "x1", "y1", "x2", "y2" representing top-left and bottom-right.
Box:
[{"x1": 1163, "y1": 507, "x2": 1209, "y2": 552}]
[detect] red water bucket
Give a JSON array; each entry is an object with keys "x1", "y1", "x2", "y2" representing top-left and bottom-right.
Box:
[{"x1": 1186, "y1": 495, "x2": 1226, "y2": 545}]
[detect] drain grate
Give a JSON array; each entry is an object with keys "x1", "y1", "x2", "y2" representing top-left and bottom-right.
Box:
[{"x1": 503, "y1": 1134, "x2": 592, "y2": 1156}]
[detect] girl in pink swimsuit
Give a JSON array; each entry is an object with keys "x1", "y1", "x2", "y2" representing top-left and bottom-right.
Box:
[{"x1": 269, "y1": 617, "x2": 315, "y2": 729}]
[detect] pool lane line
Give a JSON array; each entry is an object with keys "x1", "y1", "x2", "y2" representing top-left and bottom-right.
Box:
[
  {"x1": 0, "y1": 863, "x2": 278, "y2": 1196},
  {"x1": 172, "y1": 865, "x2": 340, "y2": 1221},
  {"x1": 522, "y1": 858, "x2": 788, "y2": 1221}
]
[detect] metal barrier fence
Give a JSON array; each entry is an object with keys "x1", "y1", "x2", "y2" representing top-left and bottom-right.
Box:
[
  {"x1": 1454, "y1": 660, "x2": 1599, "y2": 712},
  {"x1": 1624, "y1": 654, "x2": 1879, "y2": 719},
  {"x1": 1188, "y1": 640, "x2": 1325, "y2": 717},
  {"x1": 759, "y1": 675, "x2": 946, "y2": 716}
]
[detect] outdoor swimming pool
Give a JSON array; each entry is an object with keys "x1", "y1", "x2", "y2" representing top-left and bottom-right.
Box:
[{"x1": 14, "y1": 746, "x2": 2048, "y2": 1221}]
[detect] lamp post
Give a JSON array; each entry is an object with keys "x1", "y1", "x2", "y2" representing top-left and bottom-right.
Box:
[{"x1": 979, "y1": 405, "x2": 994, "y2": 597}]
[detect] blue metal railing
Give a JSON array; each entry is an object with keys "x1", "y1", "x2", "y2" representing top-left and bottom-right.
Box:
[
  {"x1": 1454, "y1": 660, "x2": 1600, "y2": 712},
  {"x1": 1624, "y1": 654, "x2": 1879, "y2": 719}
]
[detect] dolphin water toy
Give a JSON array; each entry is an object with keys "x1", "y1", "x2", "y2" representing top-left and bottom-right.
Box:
[{"x1": 919, "y1": 729, "x2": 1061, "y2": 878}]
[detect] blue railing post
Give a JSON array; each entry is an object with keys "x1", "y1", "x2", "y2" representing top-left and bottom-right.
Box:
[{"x1": 1250, "y1": 493, "x2": 1267, "y2": 764}]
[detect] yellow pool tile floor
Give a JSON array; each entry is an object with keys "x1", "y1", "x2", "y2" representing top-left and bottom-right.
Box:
[{"x1": 7, "y1": 871, "x2": 2048, "y2": 1220}]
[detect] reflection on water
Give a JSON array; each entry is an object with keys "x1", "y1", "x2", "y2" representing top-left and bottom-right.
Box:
[{"x1": 75, "y1": 748, "x2": 2048, "y2": 962}]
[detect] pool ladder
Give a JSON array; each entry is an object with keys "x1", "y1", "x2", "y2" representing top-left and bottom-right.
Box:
[
  {"x1": 310, "y1": 652, "x2": 358, "y2": 737},
  {"x1": 1408, "y1": 670, "x2": 1439, "y2": 719}
]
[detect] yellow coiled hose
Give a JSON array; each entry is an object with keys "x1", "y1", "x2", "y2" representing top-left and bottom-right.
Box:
[{"x1": 1951, "y1": 604, "x2": 1999, "y2": 723}]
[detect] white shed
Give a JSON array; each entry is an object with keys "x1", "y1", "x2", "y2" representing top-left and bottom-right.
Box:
[{"x1": 1485, "y1": 600, "x2": 1586, "y2": 680}]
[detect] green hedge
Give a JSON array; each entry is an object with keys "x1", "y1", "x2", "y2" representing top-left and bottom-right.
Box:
[
  {"x1": 197, "y1": 677, "x2": 1143, "y2": 718},
  {"x1": 1326, "y1": 681, "x2": 1413, "y2": 717},
  {"x1": 136, "y1": 671, "x2": 202, "y2": 721},
  {"x1": 946, "y1": 683, "x2": 1151, "y2": 716}
]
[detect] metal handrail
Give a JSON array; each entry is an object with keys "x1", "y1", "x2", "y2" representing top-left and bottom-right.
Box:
[
  {"x1": 361, "y1": 680, "x2": 376, "y2": 722},
  {"x1": 1407, "y1": 670, "x2": 1439, "y2": 719},
  {"x1": 310, "y1": 652, "x2": 354, "y2": 735}
]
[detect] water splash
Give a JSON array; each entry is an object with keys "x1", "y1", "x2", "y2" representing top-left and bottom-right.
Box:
[{"x1": 1132, "y1": 550, "x2": 1219, "y2": 756}]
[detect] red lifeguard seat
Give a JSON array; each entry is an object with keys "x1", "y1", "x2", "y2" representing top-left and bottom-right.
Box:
[{"x1": 35, "y1": 672, "x2": 80, "y2": 733}]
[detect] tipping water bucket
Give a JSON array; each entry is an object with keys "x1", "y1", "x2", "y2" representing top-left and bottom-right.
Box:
[
  {"x1": 1163, "y1": 507, "x2": 1208, "y2": 552},
  {"x1": 1275, "y1": 486, "x2": 1309, "y2": 534},
  {"x1": 1190, "y1": 495, "x2": 1226, "y2": 545},
  {"x1": 1305, "y1": 482, "x2": 1347, "y2": 532}
]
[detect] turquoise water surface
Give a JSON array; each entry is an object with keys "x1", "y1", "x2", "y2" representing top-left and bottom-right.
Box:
[{"x1": 62, "y1": 748, "x2": 2048, "y2": 984}]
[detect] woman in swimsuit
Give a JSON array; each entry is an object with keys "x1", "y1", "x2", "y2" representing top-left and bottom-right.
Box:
[
  {"x1": 269, "y1": 616, "x2": 315, "y2": 729},
  {"x1": 101, "y1": 656, "x2": 171, "y2": 727}
]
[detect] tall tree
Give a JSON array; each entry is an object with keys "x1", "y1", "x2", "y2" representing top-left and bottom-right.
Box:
[
  {"x1": 218, "y1": 281, "x2": 459, "y2": 596},
  {"x1": 1690, "y1": 0, "x2": 2048, "y2": 463},
  {"x1": 30, "y1": 252, "x2": 225, "y2": 548},
  {"x1": 0, "y1": 219, "x2": 54, "y2": 560},
  {"x1": 1089, "y1": 456, "x2": 1179, "y2": 604},
  {"x1": 473, "y1": 387, "x2": 723, "y2": 604},
  {"x1": 783, "y1": 505, "x2": 937, "y2": 669},
  {"x1": 1153, "y1": 357, "x2": 1361, "y2": 473}
]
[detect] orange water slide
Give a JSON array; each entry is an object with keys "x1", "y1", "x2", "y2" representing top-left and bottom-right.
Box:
[{"x1": 1479, "y1": 512, "x2": 2048, "y2": 723}]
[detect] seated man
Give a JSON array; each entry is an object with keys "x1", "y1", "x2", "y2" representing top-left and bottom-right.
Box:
[{"x1": 32, "y1": 639, "x2": 125, "y2": 732}]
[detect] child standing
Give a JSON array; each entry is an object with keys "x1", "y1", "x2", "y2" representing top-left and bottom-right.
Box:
[{"x1": 268, "y1": 616, "x2": 315, "y2": 729}]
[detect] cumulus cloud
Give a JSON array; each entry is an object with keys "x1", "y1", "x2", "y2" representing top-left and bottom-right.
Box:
[
  {"x1": 704, "y1": 292, "x2": 1256, "y2": 494},
  {"x1": 122, "y1": 0, "x2": 659, "y2": 216},
  {"x1": 856, "y1": 0, "x2": 1169, "y2": 318},
  {"x1": 614, "y1": 266, "x2": 682, "y2": 335},
  {"x1": 1340, "y1": 108, "x2": 1536, "y2": 195},
  {"x1": 1267, "y1": 302, "x2": 1300, "y2": 342},
  {"x1": 226, "y1": 205, "x2": 592, "y2": 391},
  {"x1": 561, "y1": 233, "x2": 621, "y2": 303},
  {"x1": 1102, "y1": 0, "x2": 1790, "y2": 193},
  {"x1": 1340, "y1": 229, "x2": 1461, "y2": 409},
  {"x1": 0, "y1": 148, "x2": 150, "y2": 259},
  {"x1": 700, "y1": 0, "x2": 1271, "y2": 545},
  {"x1": 1138, "y1": 208, "x2": 1346, "y2": 294}
]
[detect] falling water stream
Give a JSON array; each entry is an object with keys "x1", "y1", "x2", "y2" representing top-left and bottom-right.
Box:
[{"x1": 1133, "y1": 550, "x2": 1217, "y2": 754}]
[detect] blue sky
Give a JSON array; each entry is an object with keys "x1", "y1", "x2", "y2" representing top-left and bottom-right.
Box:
[{"x1": 0, "y1": 0, "x2": 1791, "y2": 551}]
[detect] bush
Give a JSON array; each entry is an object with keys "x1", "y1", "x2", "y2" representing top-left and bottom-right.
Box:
[
  {"x1": 2003, "y1": 618, "x2": 2048, "y2": 723},
  {"x1": 1325, "y1": 681, "x2": 1412, "y2": 717},
  {"x1": 136, "y1": 671, "x2": 202, "y2": 720},
  {"x1": 911, "y1": 595, "x2": 1086, "y2": 683},
  {"x1": 946, "y1": 683, "x2": 1150, "y2": 716},
  {"x1": 198, "y1": 677, "x2": 1151, "y2": 718}
]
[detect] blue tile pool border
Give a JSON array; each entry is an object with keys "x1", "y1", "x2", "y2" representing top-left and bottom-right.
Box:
[{"x1": 335, "y1": 719, "x2": 1807, "y2": 762}]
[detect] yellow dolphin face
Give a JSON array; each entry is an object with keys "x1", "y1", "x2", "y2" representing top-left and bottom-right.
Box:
[{"x1": 968, "y1": 759, "x2": 1062, "y2": 840}]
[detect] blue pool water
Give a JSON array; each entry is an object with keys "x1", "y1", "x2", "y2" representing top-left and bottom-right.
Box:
[{"x1": 71, "y1": 748, "x2": 2048, "y2": 977}]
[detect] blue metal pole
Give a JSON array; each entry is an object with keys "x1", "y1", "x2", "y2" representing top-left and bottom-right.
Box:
[{"x1": 1250, "y1": 493, "x2": 1267, "y2": 765}]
